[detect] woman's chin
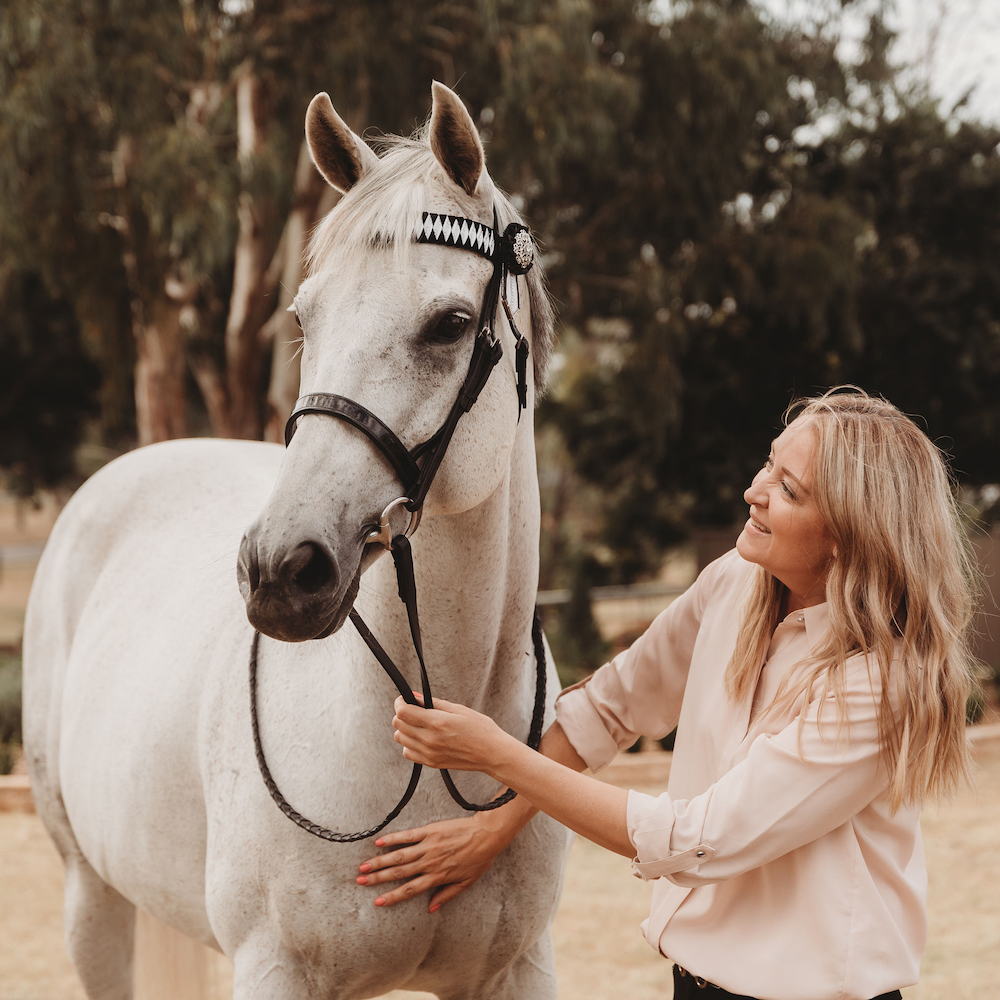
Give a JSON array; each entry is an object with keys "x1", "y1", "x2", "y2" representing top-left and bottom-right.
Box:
[{"x1": 735, "y1": 527, "x2": 762, "y2": 564}]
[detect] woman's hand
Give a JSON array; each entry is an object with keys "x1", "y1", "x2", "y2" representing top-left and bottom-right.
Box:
[
  {"x1": 356, "y1": 809, "x2": 527, "y2": 912},
  {"x1": 392, "y1": 695, "x2": 515, "y2": 776}
]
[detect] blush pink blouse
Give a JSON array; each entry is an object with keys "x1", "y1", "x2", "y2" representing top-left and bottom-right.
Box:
[{"x1": 554, "y1": 549, "x2": 925, "y2": 1000}]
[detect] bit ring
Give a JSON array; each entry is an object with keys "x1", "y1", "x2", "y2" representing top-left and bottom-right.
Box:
[{"x1": 365, "y1": 497, "x2": 421, "y2": 550}]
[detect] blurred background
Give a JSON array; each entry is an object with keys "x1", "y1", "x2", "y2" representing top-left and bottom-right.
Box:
[{"x1": 2, "y1": 0, "x2": 1000, "y2": 769}]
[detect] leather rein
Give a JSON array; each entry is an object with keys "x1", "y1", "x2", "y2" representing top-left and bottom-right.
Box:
[{"x1": 250, "y1": 209, "x2": 547, "y2": 842}]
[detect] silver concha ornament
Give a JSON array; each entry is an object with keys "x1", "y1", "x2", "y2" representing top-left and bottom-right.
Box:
[{"x1": 504, "y1": 224, "x2": 535, "y2": 274}]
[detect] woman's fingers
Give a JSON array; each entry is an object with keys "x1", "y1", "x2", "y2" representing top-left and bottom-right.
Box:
[
  {"x1": 428, "y1": 880, "x2": 473, "y2": 911},
  {"x1": 354, "y1": 816, "x2": 502, "y2": 911},
  {"x1": 356, "y1": 858, "x2": 425, "y2": 886},
  {"x1": 391, "y1": 696, "x2": 506, "y2": 774},
  {"x1": 372, "y1": 827, "x2": 419, "y2": 849},
  {"x1": 360, "y1": 844, "x2": 417, "y2": 873},
  {"x1": 369, "y1": 872, "x2": 442, "y2": 908}
]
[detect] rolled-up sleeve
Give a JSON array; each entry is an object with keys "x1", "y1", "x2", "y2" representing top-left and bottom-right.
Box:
[
  {"x1": 627, "y1": 655, "x2": 889, "y2": 885},
  {"x1": 553, "y1": 561, "x2": 714, "y2": 772}
]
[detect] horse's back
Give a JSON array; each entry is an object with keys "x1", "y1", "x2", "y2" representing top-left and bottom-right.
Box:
[{"x1": 23, "y1": 438, "x2": 283, "y2": 938}]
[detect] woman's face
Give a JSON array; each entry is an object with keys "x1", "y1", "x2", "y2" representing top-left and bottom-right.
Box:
[{"x1": 736, "y1": 417, "x2": 835, "y2": 609}]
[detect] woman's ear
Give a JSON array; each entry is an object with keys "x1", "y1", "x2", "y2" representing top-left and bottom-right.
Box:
[
  {"x1": 428, "y1": 81, "x2": 485, "y2": 196},
  {"x1": 305, "y1": 92, "x2": 379, "y2": 193}
]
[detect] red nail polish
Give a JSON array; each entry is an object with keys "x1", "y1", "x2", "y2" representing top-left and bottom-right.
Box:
[
  {"x1": 430, "y1": 904, "x2": 440, "y2": 913},
  {"x1": 375, "y1": 839, "x2": 385, "y2": 847},
  {"x1": 374, "y1": 897, "x2": 385, "y2": 906},
  {"x1": 359, "y1": 864, "x2": 372, "y2": 873},
  {"x1": 356, "y1": 876, "x2": 368, "y2": 884}
]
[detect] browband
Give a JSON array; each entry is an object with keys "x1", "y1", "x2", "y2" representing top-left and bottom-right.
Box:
[{"x1": 416, "y1": 212, "x2": 535, "y2": 275}]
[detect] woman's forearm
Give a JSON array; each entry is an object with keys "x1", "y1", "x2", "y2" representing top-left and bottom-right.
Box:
[
  {"x1": 489, "y1": 733, "x2": 631, "y2": 857},
  {"x1": 393, "y1": 699, "x2": 633, "y2": 857}
]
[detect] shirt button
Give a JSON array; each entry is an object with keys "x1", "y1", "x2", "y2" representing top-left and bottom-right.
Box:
[
  {"x1": 696, "y1": 850, "x2": 706, "y2": 857},
  {"x1": 796, "y1": 615, "x2": 804, "y2": 623}
]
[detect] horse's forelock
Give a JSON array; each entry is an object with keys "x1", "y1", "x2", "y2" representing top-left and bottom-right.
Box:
[{"x1": 306, "y1": 136, "x2": 555, "y2": 390}]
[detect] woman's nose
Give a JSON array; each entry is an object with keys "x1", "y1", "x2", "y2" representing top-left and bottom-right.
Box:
[{"x1": 744, "y1": 470, "x2": 767, "y2": 506}]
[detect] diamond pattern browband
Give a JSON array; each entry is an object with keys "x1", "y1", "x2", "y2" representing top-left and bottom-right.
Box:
[
  {"x1": 415, "y1": 212, "x2": 535, "y2": 277},
  {"x1": 416, "y1": 212, "x2": 497, "y2": 260}
]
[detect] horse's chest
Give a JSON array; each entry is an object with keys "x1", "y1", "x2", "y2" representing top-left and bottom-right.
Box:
[{"x1": 205, "y1": 805, "x2": 566, "y2": 994}]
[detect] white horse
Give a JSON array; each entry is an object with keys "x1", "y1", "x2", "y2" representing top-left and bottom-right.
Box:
[{"x1": 23, "y1": 82, "x2": 569, "y2": 1000}]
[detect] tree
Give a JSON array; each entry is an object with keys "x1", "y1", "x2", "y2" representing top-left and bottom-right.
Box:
[
  {"x1": 0, "y1": 268, "x2": 100, "y2": 495},
  {"x1": 544, "y1": 5, "x2": 1000, "y2": 580},
  {"x1": 0, "y1": 0, "x2": 632, "y2": 451}
]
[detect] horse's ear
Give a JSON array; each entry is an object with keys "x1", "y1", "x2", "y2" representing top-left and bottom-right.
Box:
[
  {"x1": 429, "y1": 81, "x2": 485, "y2": 196},
  {"x1": 305, "y1": 93, "x2": 379, "y2": 193}
]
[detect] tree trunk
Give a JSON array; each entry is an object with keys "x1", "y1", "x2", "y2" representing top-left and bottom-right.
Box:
[
  {"x1": 107, "y1": 135, "x2": 190, "y2": 447},
  {"x1": 187, "y1": 352, "x2": 232, "y2": 439},
  {"x1": 261, "y1": 142, "x2": 338, "y2": 443},
  {"x1": 134, "y1": 297, "x2": 188, "y2": 446},
  {"x1": 224, "y1": 63, "x2": 277, "y2": 440}
]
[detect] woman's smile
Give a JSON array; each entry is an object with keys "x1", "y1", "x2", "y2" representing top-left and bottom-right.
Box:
[{"x1": 736, "y1": 417, "x2": 835, "y2": 610}]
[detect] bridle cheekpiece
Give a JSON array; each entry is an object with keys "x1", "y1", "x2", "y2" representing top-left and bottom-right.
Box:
[{"x1": 252, "y1": 207, "x2": 547, "y2": 842}]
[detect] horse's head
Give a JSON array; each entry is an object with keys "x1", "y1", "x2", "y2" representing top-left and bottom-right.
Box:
[{"x1": 238, "y1": 82, "x2": 553, "y2": 642}]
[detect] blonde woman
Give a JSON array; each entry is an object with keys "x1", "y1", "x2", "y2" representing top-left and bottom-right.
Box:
[{"x1": 357, "y1": 389, "x2": 976, "y2": 1000}]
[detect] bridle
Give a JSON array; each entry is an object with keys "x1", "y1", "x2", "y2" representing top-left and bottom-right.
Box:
[{"x1": 250, "y1": 208, "x2": 547, "y2": 842}]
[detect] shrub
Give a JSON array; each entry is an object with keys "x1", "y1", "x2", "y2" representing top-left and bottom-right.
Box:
[{"x1": 0, "y1": 652, "x2": 22, "y2": 775}]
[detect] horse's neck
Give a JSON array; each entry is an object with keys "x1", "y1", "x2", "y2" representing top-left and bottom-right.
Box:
[{"x1": 361, "y1": 421, "x2": 539, "y2": 715}]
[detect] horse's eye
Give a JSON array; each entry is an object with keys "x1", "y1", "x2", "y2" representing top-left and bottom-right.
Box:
[
  {"x1": 431, "y1": 311, "x2": 471, "y2": 343},
  {"x1": 293, "y1": 312, "x2": 303, "y2": 330}
]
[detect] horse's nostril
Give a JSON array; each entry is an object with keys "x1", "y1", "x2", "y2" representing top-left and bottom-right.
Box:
[
  {"x1": 282, "y1": 541, "x2": 337, "y2": 596},
  {"x1": 238, "y1": 536, "x2": 261, "y2": 595}
]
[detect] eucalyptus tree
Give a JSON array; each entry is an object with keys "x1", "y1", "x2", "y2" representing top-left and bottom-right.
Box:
[
  {"x1": 1, "y1": 0, "x2": 623, "y2": 449},
  {"x1": 543, "y1": 4, "x2": 1000, "y2": 580}
]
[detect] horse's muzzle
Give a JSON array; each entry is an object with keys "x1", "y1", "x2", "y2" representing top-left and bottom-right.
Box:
[{"x1": 238, "y1": 534, "x2": 353, "y2": 642}]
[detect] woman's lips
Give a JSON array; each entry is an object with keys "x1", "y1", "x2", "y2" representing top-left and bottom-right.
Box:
[{"x1": 747, "y1": 515, "x2": 771, "y2": 535}]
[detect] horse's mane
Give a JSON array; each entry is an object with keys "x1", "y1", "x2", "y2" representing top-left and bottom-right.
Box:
[{"x1": 307, "y1": 133, "x2": 555, "y2": 389}]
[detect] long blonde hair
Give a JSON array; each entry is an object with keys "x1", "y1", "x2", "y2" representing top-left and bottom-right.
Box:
[{"x1": 727, "y1": 389, "x2": 977, "y2": 810}]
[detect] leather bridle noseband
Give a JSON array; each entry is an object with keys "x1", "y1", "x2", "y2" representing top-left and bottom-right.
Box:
[{"x1": 250, "y1": 209, "x2": 547, "y2": 842}]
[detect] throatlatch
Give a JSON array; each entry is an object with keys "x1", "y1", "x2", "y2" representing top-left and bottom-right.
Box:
[{"x1": 250, "y1": 208, "x2": 547, "y2": 842}]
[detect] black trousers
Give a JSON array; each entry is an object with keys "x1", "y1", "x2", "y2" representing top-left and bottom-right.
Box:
[{"x1": 671, "y1": 964, "x2": 903, "y2": 1000}]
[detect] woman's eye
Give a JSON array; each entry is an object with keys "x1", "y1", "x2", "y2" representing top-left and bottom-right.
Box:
[
  {"x1": 781, "y1": 481, "x2": 796, "y2": 499},
  {"x1": 431, "y1": 312, "x2": 471, "y2": 342}
]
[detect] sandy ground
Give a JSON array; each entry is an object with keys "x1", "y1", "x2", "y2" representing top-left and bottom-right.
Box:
[{"x1": 2, "y1": 738, "x2": 997, "y2": 1000}]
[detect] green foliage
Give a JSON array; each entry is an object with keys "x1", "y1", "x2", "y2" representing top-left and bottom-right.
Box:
[
  {"x1": 0, "y1": 0, "x2": 641, "y2": 462},
  {"x1": 547, "y1": 553, "x2": 609, "y2": 686},
  {"x1": 0, "y1": 651, "x2": 22, "y2": 774},
  {"x1": 3, "y1": 0, "x2": 999, "y2": 585},
  {"x1": 544, "y1": 3, "x2": 1000, "y2": 577}
]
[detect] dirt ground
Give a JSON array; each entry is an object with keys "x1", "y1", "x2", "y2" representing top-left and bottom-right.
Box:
[
  {"x1": 2, "y1": 737, "x2": 998, "y2": 1000},
  {"x1": 4, "y1": 492, "x2": 999, "y2": 997}
]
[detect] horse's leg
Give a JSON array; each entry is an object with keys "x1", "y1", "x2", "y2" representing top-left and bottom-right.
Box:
[
  {"x1": 230, "y1": 936, "x2": 314, "y2": 1000},
  {"x1": 63, "y1": 852, "x2": 137, "y2": 1000},
  {"x1": 439, "y1": 931, "x2": 558, "y2": 1000}
]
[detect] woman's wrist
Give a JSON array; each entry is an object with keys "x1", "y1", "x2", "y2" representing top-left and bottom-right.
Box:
[
  {"x1": 477, "y1": 783, "x2": 539, "y2": 848},
  {"x1": 488, "y1": 731, "x2": 545, "y2": 792}
]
